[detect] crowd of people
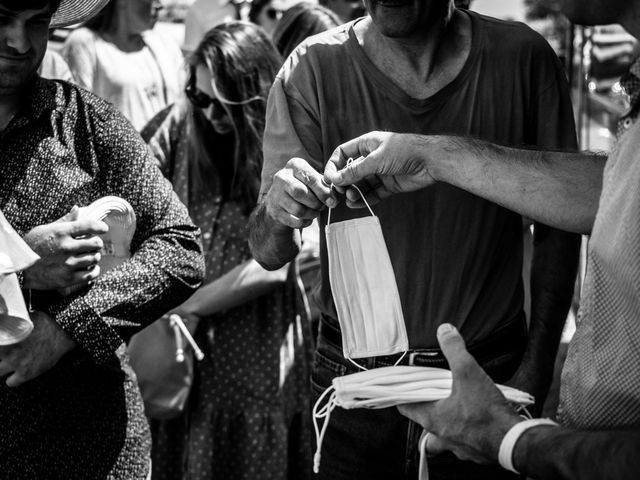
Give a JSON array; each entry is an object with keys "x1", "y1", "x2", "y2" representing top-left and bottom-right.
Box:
[{"x1": 0, "y1": 0, "x2": 638, "y2": 479}]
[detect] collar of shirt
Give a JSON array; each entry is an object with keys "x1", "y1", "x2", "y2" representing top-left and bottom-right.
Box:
[{"x1": 7, "y1": 76, "x2": 62, "y2": 133}]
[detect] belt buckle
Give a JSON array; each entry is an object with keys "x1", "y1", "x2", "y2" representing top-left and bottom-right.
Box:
[{"x1": 408, "y1": 351, "x2": 440, "y2": 366}]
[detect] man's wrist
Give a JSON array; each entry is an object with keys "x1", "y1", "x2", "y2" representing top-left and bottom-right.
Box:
[{"x1": 500, "y1": 419, "x2": 559, "y2": 474}]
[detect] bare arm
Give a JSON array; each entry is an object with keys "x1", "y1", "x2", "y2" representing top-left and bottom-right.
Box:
[
  {"x1": 434, "y1": 136, "x2": 605, "y2": 235},
  {"x1": 177, "y1": 259, "x2": 289, "y2": 319},
  {"x1": 508, "y1": 225, "x2": 580, "y2": 412},
  {"x1": 325, "y1": 132, "x2": 606, "y2": 235},
  {"x1": 248, "y1": 201, "x2": 302, "y2": 271}
]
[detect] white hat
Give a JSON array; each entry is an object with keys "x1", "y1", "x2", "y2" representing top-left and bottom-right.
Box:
[{"x1": 50, "y1": 0, "x2": 111, "y2": 28}]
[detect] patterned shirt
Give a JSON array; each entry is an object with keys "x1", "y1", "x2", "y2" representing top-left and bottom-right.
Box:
[
  {"x1": 617, "y1": 57, "x2": 640, "y2": 135},
  {"x1": 0, "y1": 77, "x2": 204, "y2": 479},
  {"x1": 558, "y1": 62, "x2": 640, "y2": 429}
]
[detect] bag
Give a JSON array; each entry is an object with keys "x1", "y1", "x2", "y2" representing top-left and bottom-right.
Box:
[{"x1": 128, "y1": 314, "x2": 204, "y2": 419}]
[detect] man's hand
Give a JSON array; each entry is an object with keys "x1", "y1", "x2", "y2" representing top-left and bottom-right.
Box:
[
  {"x1": 323, "y1": 132, "x2": 438, "y2": 208},
  {"x1": 397, "y1": 324, "x2": 522, "y2": 464},
  {"x1": 0, "y1": 311, "x2": 76, "y2": 387},
  {"x1": 22, "y1": 207, "x2": 108, "y2": 290},
  {"x1": 264, "y1": 157, "x2": 337, "y2": 229}
]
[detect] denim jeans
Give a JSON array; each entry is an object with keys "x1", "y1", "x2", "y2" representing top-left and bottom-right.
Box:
[{"x1": 311, "y1": 317, "x2": 527, "y2": 480}]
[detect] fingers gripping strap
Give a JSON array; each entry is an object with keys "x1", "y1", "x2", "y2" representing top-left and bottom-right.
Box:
[
  {"x1": 327, "y1": 157, "x2": 375, "y2": 225},
  {"x1": 498, "y1": 418, "x2": 559, "y2": 474}
]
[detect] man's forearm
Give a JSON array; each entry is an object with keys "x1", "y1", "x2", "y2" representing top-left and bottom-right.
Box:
[
  {"x1": 512, "y1": 226, "x2": 580, "y2": 407},
  {"x1": 183, "y1": 260, "x2": 289, "y2": 317},
  {"x1": 430, "y1": 136, "x2": 605, "y2": 235},
  {"x1": 248, "y1": 202, "x2": 301, "y2": 270},
  {"x1": 514, "y1": 425, "x2": 640, "y2": 479}
]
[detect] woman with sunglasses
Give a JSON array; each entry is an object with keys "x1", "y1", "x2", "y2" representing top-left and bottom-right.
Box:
[
  {"x1": 62, "y1": 0, "x2": 183, "y2": 130},
  {"x1": 141, "y1": 21, "x2": 314, "y2": 480}
]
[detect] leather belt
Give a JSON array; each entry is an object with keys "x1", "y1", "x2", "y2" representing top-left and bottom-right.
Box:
[{"x1": 318, "y1": 314, "x2": 526, "y2": 367}]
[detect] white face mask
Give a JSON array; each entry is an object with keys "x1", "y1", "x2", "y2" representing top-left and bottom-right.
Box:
[
  {"x1": 0, "y1": 210, "x2": 40, "y2": 345},
  {"x1": 312, "y1": 365, "x2": 534, "y2": 475},
  {"x1": 60, "y1": 196, "x2": 136, "y2": 296},
  {"x1": 325, "y1": 190, "x2": 409, "y2": 360}
]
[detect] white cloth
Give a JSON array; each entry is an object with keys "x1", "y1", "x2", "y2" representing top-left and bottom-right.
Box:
[
  {"x1": 62, "y1": 27, "x2": 184, "y2": 130},
  {"x1": 0, "y1": 210, "x2": 40, "y2": 345}
]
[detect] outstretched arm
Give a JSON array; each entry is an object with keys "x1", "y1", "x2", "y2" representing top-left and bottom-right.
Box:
[
  {"x1": 324, "y1": 132, "x2": 606, "y2": 235},
  {"x1": 397, "y1": 324, "x2": 640, "y2": 480}
]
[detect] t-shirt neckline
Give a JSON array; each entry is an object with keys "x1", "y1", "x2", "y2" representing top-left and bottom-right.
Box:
[{"x1": 345, "y1": 10, "x2": 483, "y2": 111}]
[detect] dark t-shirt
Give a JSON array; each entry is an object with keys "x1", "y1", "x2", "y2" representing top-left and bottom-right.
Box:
[{"x1": 262, "y1": 11, "x2": 576, "y2": 348}]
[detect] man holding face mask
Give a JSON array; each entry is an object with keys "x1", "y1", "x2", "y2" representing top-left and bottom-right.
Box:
[
  {"x1": 0, "y1": 1, "x2": 204, "y2": 478},
  {"x1": 249, "y1": 0, "x2": 580, "y2": 478}
]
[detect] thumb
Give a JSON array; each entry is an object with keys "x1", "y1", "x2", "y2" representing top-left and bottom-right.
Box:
[
  {"x1": 437, "y1": 323, "x2": 481, "y2": 381},
  {"x1": 58, "y1": 205, "x2": 80, "y2": 222}
]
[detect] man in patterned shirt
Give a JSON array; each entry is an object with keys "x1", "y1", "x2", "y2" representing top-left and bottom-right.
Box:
[
  {"x1": 0, "y1": 1, "x2": 204, "y2": 478},
  {"x1": 322, "y1": 0, "x2": 640, "y2": 477}
]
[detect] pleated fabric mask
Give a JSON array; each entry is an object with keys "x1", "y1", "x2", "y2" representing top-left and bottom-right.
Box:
[{"x1": 325, "y1": 187, "x2": 409, "y2": 359}]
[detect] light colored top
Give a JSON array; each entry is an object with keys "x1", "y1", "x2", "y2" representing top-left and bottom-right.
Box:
[
  {"x1": 62, "y1": 27, "x2": 184, "y2": 130},
  {"x1": 558, "y1": 117, "x2": 640, "y2": 429},
  {"x1": 38, "y1": 49, "x2": 74, "y2": 82},
  {"x1": 183, "y1": 0, "x2": 236, "y2": 53}
]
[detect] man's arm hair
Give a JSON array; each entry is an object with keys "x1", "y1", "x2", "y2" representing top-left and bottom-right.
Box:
[
  {"x1": 514, "y1": 425, "x2": 640, "y2": 479},
  {"x1": 248, "y1": 201, "x2": 301, "y2": 270},
  {"x1": 432, "y1": 136, "x2": 606, "y2": 235}
]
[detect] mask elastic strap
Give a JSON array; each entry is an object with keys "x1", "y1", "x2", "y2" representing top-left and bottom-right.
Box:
[
  {"x1": 347, "y1": 356, "x2": 368, "y2": 371},
  {"x1": 312, "y1": 385, "x2": 338, "y2": 474},
  {"x1": 326, "y1": 157, "x2": 376, "y2": 225},
  {"x1": 418, "y1": 430, "x2": 431, "y2": 480},
  {"x1": 393, "y1": 351, "x2": 407, "y2": 366}
]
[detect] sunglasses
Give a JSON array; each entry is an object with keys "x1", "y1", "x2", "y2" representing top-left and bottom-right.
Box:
[
  {"x1": 185, "y1": 82, "x2": 224, "y2": 111},
  {"x1": 265, "y1": 7, "x2": 283, "y2": 20}
]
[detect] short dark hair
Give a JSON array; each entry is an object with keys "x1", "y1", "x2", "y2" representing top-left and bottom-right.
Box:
[
  {"x1": 4, "y1": 0, "x2": 61, "y2": 14},
  {"x1": 273, "y1": 3, "x2": 341, "y2": 58}
]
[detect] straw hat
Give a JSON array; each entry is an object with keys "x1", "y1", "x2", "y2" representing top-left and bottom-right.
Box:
[{"x1": 50, "y1": 0, "x2": 111, "y2": 28}]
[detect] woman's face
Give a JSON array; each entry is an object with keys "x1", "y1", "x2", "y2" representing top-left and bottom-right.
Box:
[
  {"x1": 194, "y1": 64, "x2": 233, "y2": 135},
  {"x1": 125, "y1": 0, "x2": 162, "y2": 35},
  {"x1": 255, "y1": 1, "x2": 282, "y2": 37}
]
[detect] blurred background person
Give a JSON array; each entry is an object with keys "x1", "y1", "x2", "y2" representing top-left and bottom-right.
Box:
[
  {"x1": 182, "y1": 0, "x2": 246, "y2": 54},
  {"x1": 249, "y1": 0, "x2": 285, "y2": 37},
  {"x1": 272, "y1": 1, "x2": 341, "y2": 58},
  {"x1": 39, "y1": 49, "x2": 74, "y2": 82},
  {"x1": 63, "y1": 0, "x2": 184, "y2": 130},
  {"x1": 141, "y1": 21, "x2": 314, "y2": 480},
  {"x1": 318, "y1": 0, "x2": 364, "y2": 23}
]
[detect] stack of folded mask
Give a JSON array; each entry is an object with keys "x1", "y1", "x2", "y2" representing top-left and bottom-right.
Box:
[
  {"x1": 61, "y1": 196, "x2": 136, "y2": 296},
  {"x1": 0, "y1": 210, "x2": 40, "y2": 345},
  {"x1": 313, "y1": 365, "x2": 534, "y2": 474}
]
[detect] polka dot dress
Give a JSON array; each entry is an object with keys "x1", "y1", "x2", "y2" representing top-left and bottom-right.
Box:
[{"x1": 144, "y1": 103, "x2": 314, "y2": 480}]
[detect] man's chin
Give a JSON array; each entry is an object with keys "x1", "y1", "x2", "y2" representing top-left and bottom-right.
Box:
[{"x1": 0, "y1": 72, "x2": 36, "y2": 96}]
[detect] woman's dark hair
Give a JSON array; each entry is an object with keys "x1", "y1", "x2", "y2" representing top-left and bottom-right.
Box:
[
  {"x1": 83, "y1": 0, "x2": 117, "y2": 32},
  {"x1": 248, "y1": 0, "x2": 272, "y2": 24},
  {"x1": 186, "y1": 21, "x2": 282, "y2": 209},
  {"x1": 272, "y1": 2, "x2": 341, "y2": 58}
]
